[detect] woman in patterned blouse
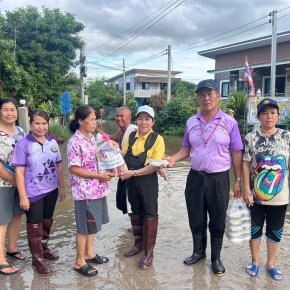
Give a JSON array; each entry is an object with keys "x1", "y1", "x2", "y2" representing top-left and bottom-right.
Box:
[{"x1": 0, "y1": 98, "x2": 26, "y2": 275}]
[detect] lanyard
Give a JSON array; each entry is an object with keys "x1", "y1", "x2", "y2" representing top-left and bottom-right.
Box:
[{"x1": 199, "y1": 118, "x2": 221, "y2": 148}]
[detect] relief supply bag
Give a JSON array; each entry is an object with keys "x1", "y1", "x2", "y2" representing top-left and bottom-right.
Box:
[
  {"x1": 96, "y1": 133, "x2": 127, "y2": 176},
  {"x1": 225, "y1": 198, "x2": 251, "y2": 243}
]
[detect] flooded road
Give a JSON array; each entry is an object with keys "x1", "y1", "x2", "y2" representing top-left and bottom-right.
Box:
[{"x1": 1, "y1": 121, "x2": 290, "y2": 289}]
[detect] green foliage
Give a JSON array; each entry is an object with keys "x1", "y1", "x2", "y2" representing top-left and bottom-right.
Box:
[
  {"x1": 155, "y1": 96, "x2": 197, "y2": 135},
  {"x1": 86, "y1": 78, "x2": 123, "y2": 108},
  {"x1": 171, "y1": 80, "x2": 196, "y2": 98},
  {"x1": 125, "y1": 93, "x2": 138, "y2": 119},
  {"x1": 151, "y1": 80, "x2": 198, "y2": 135},
  {"x1": 285, "y1": 117, "x2": 290, "y2": 131},
  {"x1": 0, "y1": 6, "x2": 84, "y2": 115},
  {"x1": 226, "y1": 91, "x2": 247, "y2": 132},
  {"x1": 48, "y1": 123, "x2": 71, "y2": 141}
]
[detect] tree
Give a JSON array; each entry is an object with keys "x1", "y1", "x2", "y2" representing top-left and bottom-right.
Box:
[
  {"x1": 86, "y1": 78, "x2": 123, "y2": 108},
  {"x1": 0, "y1": 6, "x2": 84, "y2": 115},
  {"x1": 226, "y1": 91, "x2": 247, "y2": 130}
]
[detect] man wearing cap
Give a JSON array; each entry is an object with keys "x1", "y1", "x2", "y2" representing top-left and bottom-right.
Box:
[
  {"x1": 243, "y1": 98, "x2": 289, "y2": 281},
  {"x1": 165, "y1": 79, "x2": 243, "y2": 275},
  {"x1": 120, "y1": 105, "x2": 165, "y2": 270}
]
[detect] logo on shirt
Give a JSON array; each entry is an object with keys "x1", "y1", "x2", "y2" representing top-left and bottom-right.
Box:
[
  {"x1": 254, "y1": 154, "x2": 286, "y2": 201},
  {"x1": 51, "y1": 146, "x2": 58, "y2": 153}
]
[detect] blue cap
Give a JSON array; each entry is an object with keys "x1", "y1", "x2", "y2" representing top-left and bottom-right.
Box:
[
  {"x1": 257, "y1": 98, "x2": 279, "y2": 115},
  {"x1": 195, "y1": 79, "x2": 219, "y2": 93}
]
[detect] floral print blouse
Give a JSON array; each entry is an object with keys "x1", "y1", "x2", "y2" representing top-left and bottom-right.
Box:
[
  {"x1": 67, "y1": 130, "x2": 110, "y2": 201},
  {"x1": 0, "y1": 126, "x2": 25, "y2": 187}
]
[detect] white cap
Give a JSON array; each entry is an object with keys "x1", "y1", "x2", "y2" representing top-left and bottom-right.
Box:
[{"x1": 136, "y1": 105, "x2": 155, "y2": 118}]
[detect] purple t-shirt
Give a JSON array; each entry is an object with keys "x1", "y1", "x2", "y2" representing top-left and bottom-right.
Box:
[
  {"x1": 182, "y1": 109, "x2": 243, "y2": 173},
  {"x1": 12, "y1": 133, "x2": 62, "y2": 202}
]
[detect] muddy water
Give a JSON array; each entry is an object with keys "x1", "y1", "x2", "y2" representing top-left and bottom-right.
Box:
[{"x1": 1, "y1": 121, "x2": 290, "y2": 290}]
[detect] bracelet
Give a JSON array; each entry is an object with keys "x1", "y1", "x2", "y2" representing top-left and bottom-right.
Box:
[
  {"x1": 235, "y1": 177, "x2": 241, "y2": 181},
  {"x1": 133, "y1": 171, "x2": 137, "y2": 176}
]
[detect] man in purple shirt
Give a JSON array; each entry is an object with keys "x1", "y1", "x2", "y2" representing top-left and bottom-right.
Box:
[{"x1": 165, "y1": 79, "x2": 243, "y2": 276}]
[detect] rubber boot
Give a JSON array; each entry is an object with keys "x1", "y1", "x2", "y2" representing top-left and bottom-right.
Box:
[
  {"x1": 211, "y1": 236, "x2": 225, "y2": 276},
  {"x1": 184, "y1": 232, "x2": 207, "y2": 265},
  {"x1": 139, "y1": 216, "x2": 158, "y2": 270},
  {"x1": 124, "y1": 214, "x2": 143, "y2": 257},
  {"x1": 27, "y1": 223, "x2": 52, "y2": 275},
  {"x1": 42, "y1": 219, "x2": 59, "y2": 261}
]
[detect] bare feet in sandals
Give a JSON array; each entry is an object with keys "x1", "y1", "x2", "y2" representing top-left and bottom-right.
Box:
[
  {"x1": 0, "y1": 264, "x2": 18, "y2": 275},
  {"x1": 6, "y1": 249, "x2": 26, "y2": 260}
]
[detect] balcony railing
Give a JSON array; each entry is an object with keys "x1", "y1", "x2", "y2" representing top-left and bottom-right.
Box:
[{"x1": 133, "y1": 89, "x2": 161, "y2": 98}]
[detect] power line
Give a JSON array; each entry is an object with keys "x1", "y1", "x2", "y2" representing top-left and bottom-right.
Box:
[
  {"x1": 96, "y1": 0, "x2": 185, "y2": 63},
  {"x1": 84, "y1": 0, "x2": 179, "y2": 59},
  {"x1": 277, "y1": 11, "x2": 290, "y2": 20},
  {"x1": 173, "y1": 20, "x2": 269, "y2": 54},
  {"x1": 277, "y1": 6, "x2": 290, "y2": 12},
  {"x1": 127, "y1": 50, "x2": 167, "y2": 68},
  {"x1": 173, "y1": 14, "x2": 269, "y2": 51}
]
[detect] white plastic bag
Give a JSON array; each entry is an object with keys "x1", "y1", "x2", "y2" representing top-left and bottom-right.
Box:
[
  {"x1": 225, "y1": 198, "x2": 251, "y2": 243},
  {"x1": 96, "y1": 133, "x2": 128, "y2": 175}
]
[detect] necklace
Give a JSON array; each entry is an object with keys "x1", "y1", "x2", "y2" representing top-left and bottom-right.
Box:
[{"x1": 199, "y1": 118, "x2": 221, "y2": 148}]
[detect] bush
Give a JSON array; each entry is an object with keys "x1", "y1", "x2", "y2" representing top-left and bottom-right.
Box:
[
  {"x1": 149, "y1": 92, "x2": 166, "y2": 113},
  {"x1": 125, "y1": 93, "x2": 138, "y2": 120},
  {"x1": 155, "y1": 96, "x2": 197, "y2": 135},
  {"x1": 48, "y1": 123, "x2": 71, "y2": 141}
]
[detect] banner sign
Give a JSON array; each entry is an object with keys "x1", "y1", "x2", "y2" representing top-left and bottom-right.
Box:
[{"x1": 247, "y1": 96, "x2": 290, "y2": 125}]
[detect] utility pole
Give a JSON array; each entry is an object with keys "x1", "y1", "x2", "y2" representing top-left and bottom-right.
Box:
[
  {"x1": 79, "y1": 48, "x2": 87, "y2": 104},
  {"x1": 167, "y1": 45, "x2": 172, "y2": 101},
  {"x1": 270, "y1": 10, "x2": 277, "y2": 98},
  {"x1": 123, "y1": 58, "x2": 126, "y2": 105}
]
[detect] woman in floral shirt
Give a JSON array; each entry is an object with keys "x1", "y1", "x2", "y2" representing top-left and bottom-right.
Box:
[
  {"x1": 0, "y1": 99, "x2": 26, "y2": 275},
  {"x1": 67, "y1": 105, "x2": 114, "y2": 277}
]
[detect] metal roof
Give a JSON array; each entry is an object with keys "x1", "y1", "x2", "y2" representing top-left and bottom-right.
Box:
[{"x1": 198, "y1": 30, "x2": 290, "y2": 59}]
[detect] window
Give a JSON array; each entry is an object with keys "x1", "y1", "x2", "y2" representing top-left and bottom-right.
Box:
[
  {"x1": 126, "y1": 82, "x2": 130, "y2": 90},
  {"x1": 237, "y1": 80, "x2": 247, "y2": 92},
  {"x1": 142, "y1": 82, "x2": 150, "y2": 90},
  {"x1": 263, "y1": 76, "x2": 285, "y2": 96},
  {"x1": 221, "y1": 82, "x2": 229, "y2": 98},
  {"x1": 160, "y1": 83, "x2": 167, "y2": 90}
]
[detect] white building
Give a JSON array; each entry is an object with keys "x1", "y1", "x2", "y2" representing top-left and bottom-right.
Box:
[{"x1": 107, "y1": 68, "x2": 182, "y2": 106}]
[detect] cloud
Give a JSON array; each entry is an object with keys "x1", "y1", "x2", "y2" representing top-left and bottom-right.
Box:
[{"x1": 1, "y1": 0, "x2": 289, "y2": 82}]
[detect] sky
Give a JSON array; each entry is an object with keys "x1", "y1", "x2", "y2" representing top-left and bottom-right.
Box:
[{"x1": 1, "y1": 0, "x2": 290, "y2": 84}]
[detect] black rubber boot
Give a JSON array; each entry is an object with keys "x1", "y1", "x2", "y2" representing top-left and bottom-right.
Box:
[
  {"x1": 211, "y1": 237, "x2": 225, "y2": 276},
  {"x1": 184, "y1": 233, "x2": 207, "y2": 265}
]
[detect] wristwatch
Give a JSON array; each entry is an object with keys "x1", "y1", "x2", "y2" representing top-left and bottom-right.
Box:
[{"x1": 235, "y1": 177, "x2": 241, "y2": 181}]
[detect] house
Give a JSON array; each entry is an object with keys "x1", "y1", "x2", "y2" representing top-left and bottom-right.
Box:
[
  {"x1": 107, "y1": 68, "x2": 182, "y2": 106},
  {"x1": 198, "y1": 30, "x2": 290, "y2": 98}
]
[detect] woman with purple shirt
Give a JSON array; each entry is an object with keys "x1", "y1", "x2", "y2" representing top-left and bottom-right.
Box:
[
  {"x1": 67, "y1": 105, "x2": 114, "y2": 277},
  {"x1": 13, "y1": 110, "x2": 66, "y2": 275}
]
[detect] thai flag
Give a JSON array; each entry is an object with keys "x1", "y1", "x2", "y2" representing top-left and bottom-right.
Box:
[{"x1": 243, "y1": 57, "x2": 255, "y2": 96}]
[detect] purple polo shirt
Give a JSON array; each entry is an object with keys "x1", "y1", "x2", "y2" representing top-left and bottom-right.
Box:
[
  {"x1": 182, "y1": 109, "x2": 243, "y2": 173},
  {"x1": 12, "y1": 132, "x2": 62, "y2": 202}
]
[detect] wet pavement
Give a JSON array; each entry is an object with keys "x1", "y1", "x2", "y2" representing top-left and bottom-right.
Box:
[{"x1": 1, "y1": 122, "x2": 290, "y2": 289}]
